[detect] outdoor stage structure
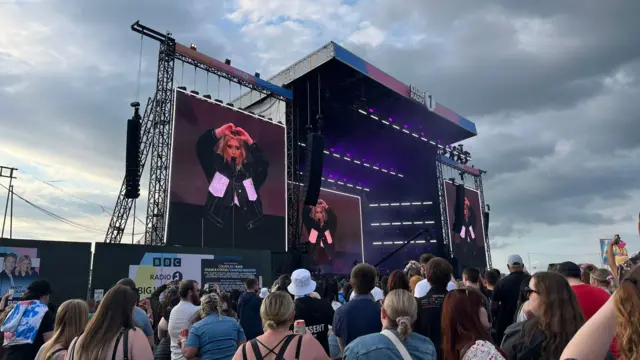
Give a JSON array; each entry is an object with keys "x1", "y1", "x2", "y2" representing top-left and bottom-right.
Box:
[{"x1": 104, "y1": 21, "x2": 491, "y2": 275}]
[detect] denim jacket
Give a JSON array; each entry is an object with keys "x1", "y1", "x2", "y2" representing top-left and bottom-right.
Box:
[{"x1": 344, "y1": 329, "x2": 437, "y2": 360}]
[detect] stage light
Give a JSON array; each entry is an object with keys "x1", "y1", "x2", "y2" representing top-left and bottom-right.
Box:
[
  {"x1": 225, "y1": 59, "x2": 231, "y2": 65},
  {"x1": 372, "y1": 240, "x2": 432, "y2": 246},
  {"x1": 203, "y1": 94, "x2": 212, "y2": 99},
  {"x1": 298, "y1": 171, "x2": 369, "y2": 191},
  {"x1": 226, "y1": 103, "x2": 235, "y2": 107},
  {"x1": 190, "y1": 43, "x2": 197, "y2": 51},
  {"x1": 190, "y1": 90, "x2": 199, "y2": 95},
  {"x1": 255, "y1": 72, "x2": 261, "y2": 78},
  {"x1": 459, "y1": 172, "x2": 465, "y2": 181},
  {"x1": 298, "y1": 143, "x2": 404, "y2": 178},
  {"x1": 369, "y1": 201, "x2": 432, "y2": 207},
  {"x1": 370, "y1": 221, "x2": 435, "y2": 226},
  {"x1": 177, "y1": 86, "x2": 187, "y2": 91}
]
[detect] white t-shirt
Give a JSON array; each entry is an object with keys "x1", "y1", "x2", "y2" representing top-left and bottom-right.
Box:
[
  {"x1": 349, "y1": 286, "x2": 385, "y2": 302},
  {"x1": 414, "y1": 279, "x2": 457, "y2": 298},
  {"x1": 168, "y1": 300, "x2": 200, "y2": 360}
]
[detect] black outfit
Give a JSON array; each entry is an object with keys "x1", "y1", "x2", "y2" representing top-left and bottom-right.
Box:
[
  {"x1": 492, "y1": 271, "x2": 530, "y2": 343},
  {"x1": 196, "y1": 130, "x2": 269, "y2": 246},
  {"x1": 242, "y1": 334, "x2": 302, "y2": 360},
  {"x1": 0, "y1": 270, "x2": 15, "y2": 287},
  {"x1": 414, "y1": 287, "x2": 448, "y2": 359},
  {"x1": 238, "y1": 291, "x2": 263, "y2": 341},
  {"x1": 154, "y1": 337, "x2": 171, "y2": 360},
  {"x1": 293, "y1": 296, "x2": 335, "y2": 356},
  {"x1": 3, "y1": 309, "x2": 55, "y2": 360},
  {"x1": 301, "y1": 207, "x2": 337, "y2": 265}
]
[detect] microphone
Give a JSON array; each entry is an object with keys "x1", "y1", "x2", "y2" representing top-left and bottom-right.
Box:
[{"x1": 231, "y1": 156, "x2": 237, "y2": 174}]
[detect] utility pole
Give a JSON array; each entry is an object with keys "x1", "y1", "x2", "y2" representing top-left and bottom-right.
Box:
[{"x1": 1, "y1": 166, "x2": 17, "y2": 239}]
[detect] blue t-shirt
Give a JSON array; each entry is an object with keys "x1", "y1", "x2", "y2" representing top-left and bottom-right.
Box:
[
  {"x1": 344, "y1": 330, "x2": 437, "y2": 360},
  {"x1": 185, "y1": 314, "x2": 246, "y2": 360},
  {"x1": 333, "y1": 294, "x2": 382, "y2": 347},
  {"x1": 133, "y1": 306, "x2": 154, "y2": 336}
]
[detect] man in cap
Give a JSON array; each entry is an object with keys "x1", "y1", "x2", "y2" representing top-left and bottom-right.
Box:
[{"x1": 491, "y1": 254, "x2": 530, "y2": 343}]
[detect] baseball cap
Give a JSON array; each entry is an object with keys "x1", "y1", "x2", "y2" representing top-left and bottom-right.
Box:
[
  {"x1": 507, "y1": 254, "x2": 524, "y2": 268},
  {"x1": 557, "y1": 261, "x2": 581, "y2": 279}
]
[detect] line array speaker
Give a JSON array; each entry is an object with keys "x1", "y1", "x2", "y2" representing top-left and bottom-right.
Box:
[
  {"x1": 125, "y1": 116, "x2": 141, "y2": 199},
  {"x1": 303, "y1": 133, "x2": 324, "y2": 206}
]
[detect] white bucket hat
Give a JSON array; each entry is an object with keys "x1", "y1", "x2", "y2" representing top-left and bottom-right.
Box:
[
  {"x1": 259, "y1": 288, "x2": 269, "y2": 299},
  {"x1": 287, "y1": 269, "x2": 317, "y2": 296}
]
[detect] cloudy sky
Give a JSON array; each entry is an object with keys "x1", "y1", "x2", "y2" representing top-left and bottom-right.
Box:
[{"x1": 1, "y1": 0, "x2": 639, "y2": 272}]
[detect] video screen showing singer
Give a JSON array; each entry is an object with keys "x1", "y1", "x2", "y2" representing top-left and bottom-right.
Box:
[
  {"x1": 459, "y1": 197, "x2": 476, "y2": 243},
  {"x1": 302, "y1": 199, "x2": 338, "y2": 267},
  {"x1": 196, "y1": 123, "x2": 269, "y2": 244}
]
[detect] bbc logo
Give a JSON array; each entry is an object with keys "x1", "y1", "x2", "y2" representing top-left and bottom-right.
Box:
[{"x1": 152, "y1": 257, "x2": 181, "y2": 267}]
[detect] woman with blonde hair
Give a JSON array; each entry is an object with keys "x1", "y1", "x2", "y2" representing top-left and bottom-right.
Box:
[
  {"x1": 344, "y1": 289, "x2": 437, "y2": 359},
  {"x1": 590, "y1": 268, "x2": 616, "y2": 294},
  {"x1": 233, "y1": 291, "x2": 328, "y2": 360},
  {"x1": 409, "y1": 275, "x2": 422, "y2": 296},
  {"x1": 35, "y1": 299, "x2": 88, "y2": 360},
  {"x1": 180, "y1": 292, "x2": 246, "y2": 359},
  {"x1": 15, "y1": 255, "x2": 37, "y2": 277}
]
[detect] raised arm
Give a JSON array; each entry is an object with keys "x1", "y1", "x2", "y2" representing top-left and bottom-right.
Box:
[
  {"x1": 196, "y1": 124, "x2": 234, "y2": 182},
  {"x1": 560, "y1": 297, "x2": 616, "y2": 360}
]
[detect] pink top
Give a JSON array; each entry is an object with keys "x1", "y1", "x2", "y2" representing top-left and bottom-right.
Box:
[{"x1": 65, "y1": 329, "x2": 153, "y2": 360}]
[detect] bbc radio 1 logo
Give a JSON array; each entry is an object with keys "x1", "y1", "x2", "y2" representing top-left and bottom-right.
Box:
[{"x1": 152, "y1": 257, "x2": 181, "y2": 267}]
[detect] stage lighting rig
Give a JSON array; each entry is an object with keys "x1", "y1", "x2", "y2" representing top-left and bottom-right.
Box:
[
  {"x1": 224, "y1": 59, "x2": 231, "y2": 65},
  {"x1": 254, "y1": 72, "x2": 261, "y2": 78},
  {"x1": 189, "y1": 43, "x2": 197, "y2": 51}
]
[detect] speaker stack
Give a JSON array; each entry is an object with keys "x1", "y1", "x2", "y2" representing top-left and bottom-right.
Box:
[
  {"x1": 302, "y1": 133, "x2": 324, "y2": 206},
  {"x1": 125, "y1": 102, "x2": 142, "y2": 199}
]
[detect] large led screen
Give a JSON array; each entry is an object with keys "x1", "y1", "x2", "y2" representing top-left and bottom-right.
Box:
[
  {"x1": 300, "y1": 187, "x2": 364, "y2": 274},
  {"x1": 167, "y1": 89, "x2": 286, "y2": 251},
  {"x1": 444, "y1": 180, "x2": 487, "y2": 270}
]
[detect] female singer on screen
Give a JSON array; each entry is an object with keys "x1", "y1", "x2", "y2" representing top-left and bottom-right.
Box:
[
  {"x1": 197, "y1": 123, "x2": 269, "y2": 231},
  {"x1": 302, "y1": 199, "x2": 337, "y2": 266},
  {"x1": 459, "y1": 197, "x2": 477, "y2": 244}
]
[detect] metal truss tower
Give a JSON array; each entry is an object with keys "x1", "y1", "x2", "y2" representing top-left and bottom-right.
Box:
[
  {"x1": 286, "y1": 96, "x2": 301, "y2": 248},
  {"x1": 145, "y1": 36, "x2": 176, "y2": 245}
]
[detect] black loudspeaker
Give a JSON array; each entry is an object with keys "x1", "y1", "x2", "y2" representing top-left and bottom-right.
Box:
[
  {"x1": 483, "y1": 211, "x2": 490, "y2": 237},
  {"x1": 303, "y1": 133, "x2": 324, "y2": 206},
  {"x1": 124, "y1": 117, "x2": 141, "y2": 199},
  {"x1": 452, "y1": 184, "x2": 466, "y2": 232}
]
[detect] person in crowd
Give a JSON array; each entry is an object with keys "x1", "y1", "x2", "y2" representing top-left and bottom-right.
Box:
[
  {"x1": 442, "y1": 289, "x2": 503, "y2": 360},
  {"x1": 501, "y1": 271, "x2": 583, "y2": 360},
  {"x1": 409, "y1": 275, "x2": 422, "y2": 296},
  {"x1": 414, "y1": 254, "x2": 457, "y2": 298},
  {"x1": 404, "y1": 260, "x2": 422, "y2": 279},
  {"x1": 334, "y1": 263, "x2": 382, "y2": 352},
  {"x1": 580, "y1": 264, "x2": 597, "y2": 284},
  {"x1": 557, "y1": 261, "x2": 618, "y2": 357},
  {"x1": 288, "y1": 269, "x2": 335, "y2": 356},
  {"x1": 148, "y1": 282, "x2": 171, "y2": 339},
  {"x1": 386, "y1": 270, "x2": 410, "y2": 295},
  {"x1": 462, "y1": 267, "x2": 491, "y2": 323},
  {"x1": 348, "y1": 273, "x2": 385, "y2": 303},
  {"x1": 561, "y1": 264, "x2": 640, "y2": 360},
  {"x1": 491, "y1": 254, "x2": 530, "y2": 343},
  {"x1": 0, "y1": 253, "x2": 17, "y2": 289},
  {"x1": 219, "y1": 292, "x2": 238, "y2": 320},
  {"x1": 238, "y1": 278, "x2": 263, "y2": 341},
  {"x1": 414, "y1": 257, "x2": 452, "y2": 359},
  {"x1": 341, "y1": 282, "x2": 353, "y2": 303},
  {"x1": 482, "y1": 269, "x2": 500, "y2": 301},
  {"x1": 180, "y1": 293, "x2": 246, "y2": 359},
  {"x1": 66, "y1": 285, "x2": 153, "y2": 359},
  {"x1": 116, "y1": 278, "x2": 155, "y2": 347},
  {"x1": 271, "y1": 274, "x2": 292, "y2": 294},
  {"x1": 232, "y1": 291, "x2": 329, "y2": 360},
  {"x1": 35, "y1": 299, "x2": 88, "y2": 360},
  {"x1": 168, "y1": 280, "x2": 201, "y2": 360},
  {"x1": 590, "y1": 268, "x2": 615, "y2": 294},
  {"x1": 1, "y1": 280, "x2": 55, "y2": 360},
  {"x1": 344, "y1": 289, "x2": 437, "y2": 359},
  {"x1": 380, "y1": 275, "x2": 389, "y2": 295},
  {"x1": 156, "y1": 296, "x2": 180, "y2": 360},
  {"x1": 320, "y1": 277, "x2": 341, "y2": 311}
]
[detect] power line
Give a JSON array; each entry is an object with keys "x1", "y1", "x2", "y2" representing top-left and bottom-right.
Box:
[{"x1": 0, "y1": 183, "x2": 145, "y2": 236}]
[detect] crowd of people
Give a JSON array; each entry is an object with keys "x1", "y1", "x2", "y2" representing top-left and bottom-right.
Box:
[{"x1": 0, "y1": 237, "x2": 639, "y2": 359}]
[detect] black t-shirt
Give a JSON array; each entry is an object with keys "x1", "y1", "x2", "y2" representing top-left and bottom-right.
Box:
[
  {"x1": 4, "y1": 309, "x2": 55, "y2": 360},
  {"x1": 415, "y1": 287, "x2": 448, "y2": 360},
  {"x1": 293, "y1": 296, "x2": 334, "y2": 356}
]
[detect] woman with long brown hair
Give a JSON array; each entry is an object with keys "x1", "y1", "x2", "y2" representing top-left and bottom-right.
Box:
[
  {"x1": 442, "y1": 288, "x2": 502, "y2": 360},
  {"x1": 501, "y1": 271, "x2": 583, "y2": 359},
  {"x1": 66, "y1": 285, "x2": 153, "y2": 359},
  {"x1": 35, "y1": 299, "x2": 88, "y2": 360}
]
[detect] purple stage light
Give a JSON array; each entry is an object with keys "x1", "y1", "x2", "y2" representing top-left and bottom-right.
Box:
[
  {"x1": 388, "y1": 118, "x2": 393, "y2": 122},
  {"x1": 329, "y1": 174, "x2": 334, "y2": 178},
  {"x1": 346, "y1": 153, "x2": 351, "y2": 157},
  {"x1": 330, "y1": 148, "x2": 335, "y2": 151},
  {"x1": 369, "y1": 108, "x2": 374, "y2": 113},
  {"x1": 403, "y1": 124, "x2": 408, "y2": 129},
  {"x1": 421, "y1": 132, "x2": 425, "y2": 136}
]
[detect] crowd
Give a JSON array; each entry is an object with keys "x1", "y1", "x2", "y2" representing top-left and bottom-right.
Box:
[{"x1": 0, "y1": 237, "x2": 639, "y2": 359}]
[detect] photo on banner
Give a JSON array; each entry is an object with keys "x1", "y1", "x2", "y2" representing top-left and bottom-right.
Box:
[
  {"x1": 443, "y1": 181, "x2": 487, "y2": 270},
  {"x1": 0, "y1": 247, "x2": 41, "y2": 300},
  {"x1": 299, "y1": 187, "x2": 364, "y2": 274},
  {"x1": 167, "y1": 89, "x2": 286, "y2": 251}
]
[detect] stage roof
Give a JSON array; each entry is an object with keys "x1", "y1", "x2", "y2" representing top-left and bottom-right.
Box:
[{"x1": 234, "y1": 41, "x2": 477, "y2": 145}]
